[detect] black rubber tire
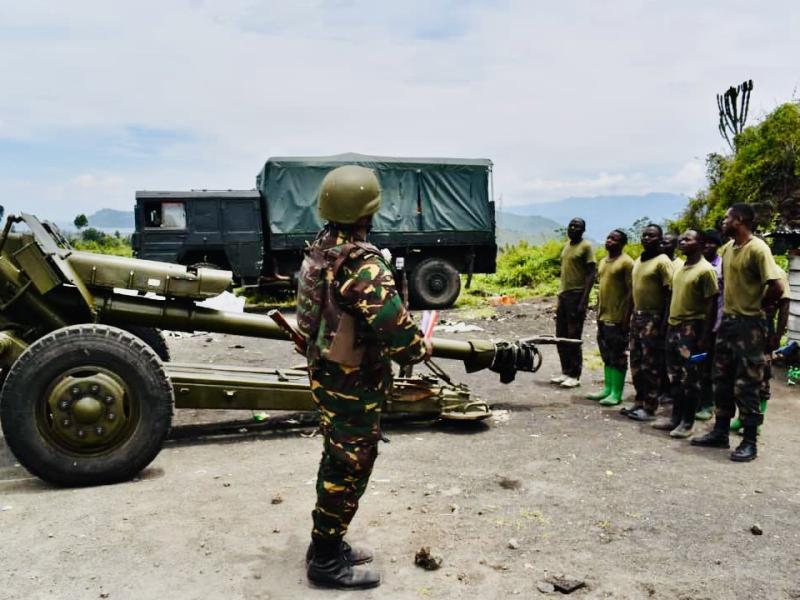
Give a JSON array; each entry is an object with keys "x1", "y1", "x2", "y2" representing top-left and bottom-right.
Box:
[
  {"x1": 119, "y1": 326, "x2": 171, "y2": 362},
  {"x1": 409, "y1": 258, "x2": 461, "y2": 309},
  {"x1": 0, "y1": 325, "x2": 173, "y2": 487}
]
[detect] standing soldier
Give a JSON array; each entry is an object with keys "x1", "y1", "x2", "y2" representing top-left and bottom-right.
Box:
[
  {"x1": 661, "y1": 232, "x2": 685, "y2": 270},
  {"x1": 691, "y1": 203, "x2": 785, "y2": 461},
  {"x1": 297, "y1": 165, "x2": 430, "y2": 588},
  {"x1": 695, "y1": 229, "x2": 724, "y2": 421},
  {"x1": 658, "y1": 232, "x2": 683, "y2": 404},
  {"x1": 551, "y1": 218, "x2": 596, "y2": 388},
  {"x1": 586, "y1": 229, "x2": 633, "y2": 405},
  {"x1": 652, "y1": 230, "x2": 718, "y2": 437},
  {"x1": 622, "y1": 224, "x2": 674, "y2": 421}
]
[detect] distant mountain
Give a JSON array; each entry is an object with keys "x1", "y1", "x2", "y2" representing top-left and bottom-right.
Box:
[
  {"x1": 496, "y1": 211, "x2": 562, "y2": 246},
  {"x1": 502, "y1": 193, "x2": 687, "y2": 241},
  {"x1": 88, "y1": 209, "x2": 135, "y2": 229}
]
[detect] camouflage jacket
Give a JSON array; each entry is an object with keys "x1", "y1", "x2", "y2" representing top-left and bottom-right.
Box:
[{"x1": 299, "y1": 225, "x2": 427, "y2": 369}]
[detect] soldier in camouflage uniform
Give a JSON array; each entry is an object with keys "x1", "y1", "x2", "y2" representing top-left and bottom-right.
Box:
[
  {"x1": 623, "y1": 224, "x2": 674, "y2": 421},
  {"x1": 692, "y1": 204, "x2": 785, "y2": 462},
  {"x1": 651, "y1": 229, "x2": 718, "y2": 438},
  {"x1": 296, "y1": 165, "x2": 429, "y2": 589}
]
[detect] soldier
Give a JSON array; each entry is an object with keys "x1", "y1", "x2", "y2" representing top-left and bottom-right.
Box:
[
  {"x1": 696, "y1": 229, "x2": 724, "y2": 421},
  {"x1": 661, "y1": 232, "x2": 685, "y2": 270},
  {"x1": 551, "y1": 218, "x2": 596, "y2": 388},
  {"x1": 297, "y1": 165, "x2": 430, "y2": 589},
  {"x1": 657, "y1": 232, "x2": 683, "y2": 404},
  {"x1": 691, "y1": 203, "x2": 785, "y2": 461},
  {"x1": 586, "y1": 229, "x2": 633, "y2": 405},
  {"x1": 652, "y1": 229, "x2": 718, "y2": 437},
  {"x1": 622, "y1": 224, "x2": 674, "y2": 421}
]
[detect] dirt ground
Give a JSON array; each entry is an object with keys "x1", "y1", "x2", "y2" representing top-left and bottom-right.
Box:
[{"x1": 2, "y1": 299, "x2": 799, "y2": 600}]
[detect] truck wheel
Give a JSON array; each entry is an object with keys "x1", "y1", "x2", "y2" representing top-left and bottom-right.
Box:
[
  {"x1": 119, "y1": 326, "x2": 171, "y2": 362},
  {"x1": 409, "y1": 258, "x2": 461, "y2": 309},
  {"x1": 0, "y1": 325, "x2": 173, "y2": 486}
]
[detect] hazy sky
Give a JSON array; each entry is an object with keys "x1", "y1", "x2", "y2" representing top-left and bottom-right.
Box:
[{"x1": 1, "y1": 0, "x2": 798, "y2": 220}]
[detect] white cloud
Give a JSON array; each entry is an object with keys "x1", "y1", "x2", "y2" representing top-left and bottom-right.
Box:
[{"x1": 0, "y1": 1, "x2": 797, "y2": 219}]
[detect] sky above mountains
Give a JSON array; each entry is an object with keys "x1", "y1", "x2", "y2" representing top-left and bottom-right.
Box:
[{"x1": 1, "y1": 1, "x2": 798, "y2": 220}]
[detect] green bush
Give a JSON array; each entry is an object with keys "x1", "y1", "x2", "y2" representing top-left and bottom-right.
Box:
[{"x1": 70, "y1": 229, "x2": 132, "y2": 257}]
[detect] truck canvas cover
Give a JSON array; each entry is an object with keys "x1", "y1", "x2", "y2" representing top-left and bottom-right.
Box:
[{"x1": 257, "y1": 153, "x2": 493, "y2": 247}]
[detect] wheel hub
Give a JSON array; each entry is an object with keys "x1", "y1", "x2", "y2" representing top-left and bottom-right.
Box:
[
  {"x1": 46, "y1": 370, "x2": 129, "y2": 451},
  {"x1": 428, "y1": 274, "x2": 446, "y2": 293}
]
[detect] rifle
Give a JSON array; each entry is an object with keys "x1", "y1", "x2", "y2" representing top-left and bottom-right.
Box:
[{"x1": 267, "y1": 309, "x2": 307, "y2": 356}]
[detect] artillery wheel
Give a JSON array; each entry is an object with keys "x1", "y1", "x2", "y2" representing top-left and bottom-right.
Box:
[
  {"x1": 119, "y1": 326, "x2": 171, "y2": 362},
  {"x1": 0, "y1": 325, "x2": 173, "y2": 486},
  {"x1": 409, "y1": 258, "x2": 461, "y2": 309}
]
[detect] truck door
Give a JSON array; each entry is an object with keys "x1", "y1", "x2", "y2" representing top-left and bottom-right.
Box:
[
  {"x1": 221, "y1": 198, "x2": 263, "y2": 279},
  {"x1": 135, "y1": 199, "x2": 188, "y2": 262}
]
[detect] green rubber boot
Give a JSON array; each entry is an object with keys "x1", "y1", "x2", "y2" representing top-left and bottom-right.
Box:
[
  {"x1": 599, "y1": 368, "x2": 625, "y2": 406},
  {"x1": 586, "y1": 366, "x2": 612, "y2": 401}
]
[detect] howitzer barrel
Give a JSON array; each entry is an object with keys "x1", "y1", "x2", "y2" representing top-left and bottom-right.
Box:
[
  {"x1": 98, "y1": 293, "x2": 489, "y2": 357},
  {"x1": 96, "y1": 293, "x2": 505, "y2": 368},
  {"x1": 97, "y1": 294, "x2": 293, "y2": 341}
]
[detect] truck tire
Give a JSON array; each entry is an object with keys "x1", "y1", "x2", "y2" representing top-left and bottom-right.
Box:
[
  {"x1": 409, "y1": 258, "x2": 461, "y2": 309},
  {"x1": 0, "y1": 325, "x2": 173, "y2": 486},
  {"x1": 119, "y1": 326, "x2": 171, "y2": 362}
]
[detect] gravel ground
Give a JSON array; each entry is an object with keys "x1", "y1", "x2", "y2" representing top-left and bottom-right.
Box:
[{"x1": 1, "y1": 299, "x2": 799, "y2": 599}]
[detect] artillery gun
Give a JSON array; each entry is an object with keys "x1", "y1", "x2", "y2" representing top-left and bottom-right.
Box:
[{"x1": 0, "y1": 214, "x2": 566, "y2": 487}]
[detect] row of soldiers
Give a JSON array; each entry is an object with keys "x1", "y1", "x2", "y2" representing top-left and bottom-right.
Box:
[{"x1": 551, "y1": 203, "x2": 789, "y2": 462}]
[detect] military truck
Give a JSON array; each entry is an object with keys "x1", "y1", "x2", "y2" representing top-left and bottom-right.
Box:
[{"x1": 131, "y1": 153, "x2": 497, "y2": 308}]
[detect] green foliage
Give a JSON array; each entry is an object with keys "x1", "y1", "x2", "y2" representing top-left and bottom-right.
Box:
[
  {"x1": 73, "y1": 214, "x2": 88, "y2": 229},
  {"x1": 70, "y1": 229, "x2": 132, "y2": 257},
  {"x1": 672, "y1": 101, "x2": 800, "y2": 233}
]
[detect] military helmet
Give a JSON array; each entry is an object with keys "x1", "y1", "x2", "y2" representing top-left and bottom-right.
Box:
[{"x1": 318, "y1": 165, "x2": 381, "y2": 224}]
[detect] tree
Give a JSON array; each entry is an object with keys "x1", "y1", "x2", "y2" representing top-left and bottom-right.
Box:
[
  {"x1": 717, "y1": 80, "x2": 753, "y2": 152},
  {"x1": 672, "y1": 101, "x2": 800, "y2": 232},
  {"x1": 73, "y1": 214, "x2": 89, "y2": 229}
]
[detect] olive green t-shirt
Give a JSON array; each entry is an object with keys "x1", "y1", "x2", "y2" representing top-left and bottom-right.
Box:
[
  {"x1": 668, "y1": 257, "x2": 719, "y2": 325},
  {"x1": 719, "y1": 237, "x2": 783, "y2": 317},
  {"x1": 672, "y1": 256, "x2": 685, "y2": 271},
  {"x1": 597, "y1": 254, "x2": 634, "y2": 322},
  {"x1": 632, "y1": 254, "x2": 673, "y2": 312},
  {"x1": 559, "y1": 239, "x2": 595, "y2": 293}
]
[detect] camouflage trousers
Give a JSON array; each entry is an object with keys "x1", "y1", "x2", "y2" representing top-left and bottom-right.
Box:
[
  {"x1": 699, "y1": 332, "x2": 717, "y2": 409},
  {"x1": 555, "y1": 290, "x2": 586, "y2": 378},
  {"x1": 309, "y1": 357, "x2": 391, "y2": 542},
  {"x1": 713, "y1": 316, "x2": 767, "y2": 426},
  {"x1": 597, "y1": 321, "x2": 628, "y2": 371},
  {"x1": 629, "y1": 312, "x2": 665, "y2": 412},
  {"x1": 665, "y1": 320, "x2": 705, "y2": 421}
]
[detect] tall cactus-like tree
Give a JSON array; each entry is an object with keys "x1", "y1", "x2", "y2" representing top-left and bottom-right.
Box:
[{"x1": 717, "y1": 80, "x2": 753, "y2": 152}]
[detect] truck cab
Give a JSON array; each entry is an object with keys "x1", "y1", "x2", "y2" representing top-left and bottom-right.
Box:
[{"x1": 132, "y1": 190, "x2": 264, "y2": 283}]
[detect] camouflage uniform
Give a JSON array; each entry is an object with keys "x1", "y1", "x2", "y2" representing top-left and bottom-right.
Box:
[
  {"x1": 665, "y1": 320, "x2": 705, "y2": 420},
  {"x1": 629, "y1": 312, "x2": 665, "y2": 412},
  {"x1": 712, "y1": 317, "x2": 767, "y2": 426},
  {"x1": 597, "y1": 322, "x2": 628, "y2": 371},
  {"x1": 302, "y1": 226, "x2": 427, "y2": 543}
]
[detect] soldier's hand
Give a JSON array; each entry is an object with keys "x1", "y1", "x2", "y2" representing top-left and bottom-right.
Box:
[{"x1": 424, "y1": 338, "x2": 433, "y2": 360}]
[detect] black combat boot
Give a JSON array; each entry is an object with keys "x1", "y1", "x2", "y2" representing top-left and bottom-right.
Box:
[
  {"x1": 730, "y1": 424, "x2": 758, "y2": 462},
  {"x1": 306, "y1": 539, "x2": 374, "y2": 566},
  {"x1": 307, "y1": 538, "x2": 381, "y2": 590},
  {"x1": 690, "y1": 417, "x2": 730, "y2": 448}
]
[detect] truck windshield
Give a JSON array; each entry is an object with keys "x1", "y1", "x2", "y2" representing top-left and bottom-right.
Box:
[{"x1": 144, "y1": 201, "x2": 186, "y2": 229}]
